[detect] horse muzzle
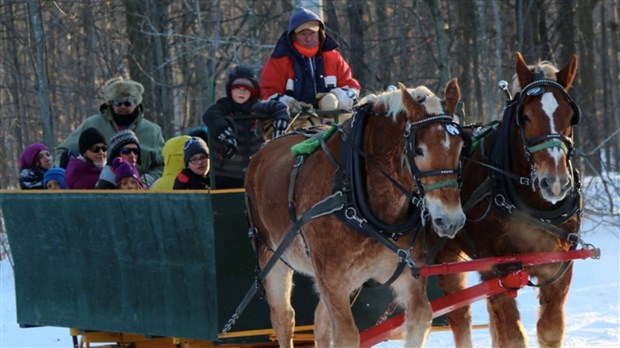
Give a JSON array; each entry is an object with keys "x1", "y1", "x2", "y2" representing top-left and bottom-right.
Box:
[
  {"x1": 426, "y1": 199, "x2": 466, "y2": 239},
  {"x1": 539, "y1": 174, "x2": 573, "y2": 204}
]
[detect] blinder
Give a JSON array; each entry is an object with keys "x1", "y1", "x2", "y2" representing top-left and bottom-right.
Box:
[
  {"x1": 516, "y1": 79, "x2": 581, "y2": 127},
  {"x1": 406, "y1": 115, "x2": 469, "y2": 195}
]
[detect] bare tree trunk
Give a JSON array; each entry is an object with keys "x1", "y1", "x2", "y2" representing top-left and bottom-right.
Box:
[
  {"x1": 556, "y1": 0, "x2": 576, "y2": 64},
  {"x1": 428, "y1": 0, "x2": 450, "y2": 88},
  {"x1": 576, "y1": 0, "x2": 600, "y2": 173},
  {"x1": 27, "y1": 0, "x2": 53, "y2": 147},
  {"x1": 454, "y1": 0, "x2": 473, "y2": 120},
  {"x1": 396, "y1": 0, "x2": 409, "y2": 83},
  {"x1": 149, "y1": 0, "x2": 172, "y2": 138},
  {"x1": 491, "y1": 0, "x2": 504, "y2": 118},
  {"x1": 324, "y1": 0, "x2": 341, "y2": 38},
  {"x1": 600, "y1": 4, "x2": 611, "y2": 169},
  {"x1": 607, "y1": 1, "x2": 620, "y2": 171},
  {"x1": 207, "y1": 0, "x2": 222, "y2": 106},
  {"x1": 375, "y1": 1, "x2": 393, "y2": 87},
  {"x1": 476, "y1": 0, "x2": 491, "y2": 120},
  {"x1": 347, "y1": 0, "x2": 366, "y2": 86}
]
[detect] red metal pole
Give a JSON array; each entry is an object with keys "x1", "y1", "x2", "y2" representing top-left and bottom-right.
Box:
[
  {"x1": 359, "y1": 271, "x2": 529, "y2": 348},
  {"x1": 359, "y1": 247, "x2": 600, "y2": 347},
  {"x1": 418, "y1": 248, "x2": 599, "y2": 277}
]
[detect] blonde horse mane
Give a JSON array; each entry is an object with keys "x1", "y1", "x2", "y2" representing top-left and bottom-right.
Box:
[
  {"x1": 511, "y1": 60, "x2": 560, "y2": 94},
  {"x1": 365, "y1": 86, "x2": 439, "y2": 120}
]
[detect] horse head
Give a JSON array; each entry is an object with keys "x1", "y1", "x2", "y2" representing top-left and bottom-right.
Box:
[
  {"x1": 399, "y1": 79, "x2": 466, "y2": 238},
  {"x1": 513, "y1": 52, "x2": 579, "y2": 204}
]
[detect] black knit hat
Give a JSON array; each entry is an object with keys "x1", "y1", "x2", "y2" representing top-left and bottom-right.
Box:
[
  {"x1": 79, "y1": 127, "x2": 107, "y2": 155},
  {"x1": 183, "y1": 137, "x2": 209, "y2": 167},
  {"x1": 108, "y1": 130, "x2": 140, "y2": 162},
  {"x1": 226, "y1": 65, "x2": 260, "y2": 102}
]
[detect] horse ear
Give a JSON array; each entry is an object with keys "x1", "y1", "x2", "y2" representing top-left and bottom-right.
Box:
[
  {"x1": 556, "y1": 53, "x2": 578, "y2": 91},
  {"x1": 515, "y1": 52, "x2": 533, "y2": 88},
  {"x1": 443, "y1": 78, "x2": 461, "y2": 116},
  {"x1": 399, "y1": 82, "x2": 416, "y2": 116}
]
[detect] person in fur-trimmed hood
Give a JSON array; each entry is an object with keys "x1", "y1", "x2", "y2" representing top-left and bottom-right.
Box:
[
  {"x1": 55, "y1": 77, "x2": 164, "y2": 186},
  {"x1": 260, "y1": 7, "x2": 361, "y2": 113},
  {"x1": 202, "y1": 64, "x2": 290, "y2": 189}
]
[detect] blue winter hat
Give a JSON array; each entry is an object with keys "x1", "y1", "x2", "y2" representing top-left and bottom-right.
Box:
[
  {"x1": 43, "y1": 167, "x2": 67, "y2": 189},
  {"x1": 287, "y1": 7, "x2": 324, "y2": 36}
]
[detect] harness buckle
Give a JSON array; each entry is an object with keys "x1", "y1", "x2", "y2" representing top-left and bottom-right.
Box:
[
  {"x1": 494, "y1": 194, "x2": 515, "y2": 214},
  {"x1": 519, "y1": 177, "x2": 530, "y2": 186},
  {"x1": 293, "y1": 155, "x2": 305, "y2": 168},
  {"x1": 411, "y1": 195, "x2": 423, "y2": 207},
  {"x1": 396, "y1": 247, "x2": 418, "y2": 269},
  {"x1": 529, "y1": 165, "x2": 538, "y2": 191},
  {"x1": 345, "y1": 207, "x2": 367, "y2": 228},
  {"x1": 247, "y1": 227, "x2": 258, "y2": 239}
]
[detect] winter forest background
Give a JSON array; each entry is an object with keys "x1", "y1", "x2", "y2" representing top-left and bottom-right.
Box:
[{"x1": 0, "y1": 0, "x2": 618, "y2": 216}]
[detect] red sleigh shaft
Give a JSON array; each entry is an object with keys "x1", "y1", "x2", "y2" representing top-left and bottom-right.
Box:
[{"x1": 418, "y1": 248, "x2": 600, "y2": 277}]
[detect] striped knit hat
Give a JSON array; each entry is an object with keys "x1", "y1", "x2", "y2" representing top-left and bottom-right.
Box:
[{"x1": 108, "y1": 130, "x2": 140, "y2": 162}]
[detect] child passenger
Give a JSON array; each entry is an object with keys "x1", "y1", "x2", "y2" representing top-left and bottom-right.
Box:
[
  {"x1": 43, "y1": 167, "x2": 67, "y2": 190},
  {"x1": 202, "y1": 64, "x2": 290, "y2": 189},
  {"x1": 19, "y1": 143, "x2": 53, "y2": 189},
  {"x1": 173, "y1": 137, "x2": 210, "y2": 190},
  {"x1": 112, "y1": 157, "x2": 145, "y2": 190}
]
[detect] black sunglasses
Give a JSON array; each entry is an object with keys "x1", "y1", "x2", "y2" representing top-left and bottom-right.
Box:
[
  {"x1": 120, "y1": 147, "x2": 140, "y2": 155},
  {"x1": 89, "y1": 145, "x2": 108, "y2": 153},
  {"x1": 112, "y1": 100, "x2": 134, "y2": 107}
]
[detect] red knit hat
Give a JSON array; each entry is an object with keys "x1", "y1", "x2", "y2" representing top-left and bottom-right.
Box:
[{"x1": 229, "y1": 77, "x2": 259, "y2": 100}]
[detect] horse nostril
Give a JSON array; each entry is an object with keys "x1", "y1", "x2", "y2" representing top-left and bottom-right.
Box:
[
  {"x1": 433, "y1": 217, "x2": 444, "y2": 227},
  {"x1": 540, "y1": 177, "x2": 550, "y2": 191}
]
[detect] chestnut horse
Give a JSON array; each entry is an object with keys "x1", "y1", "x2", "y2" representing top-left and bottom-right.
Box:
[
  {"x1": 437, "y1": 52, "x2": 582, "y2": 348},
  {"x1": 245, "y1": 81, "x2": 466, "y2": 347}
]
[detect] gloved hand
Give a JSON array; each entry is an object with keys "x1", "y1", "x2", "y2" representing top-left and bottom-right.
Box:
[
  {"x1": 272, "y1": 118, "x2": 290, "y2": 138},
  {"x1": 217, "y1": 127, "x2": 238, "y2": 159},
  {"x1": 316, "y1": 92, "x2": 339, "y2": 111},
  {"x1": 288, "y1": 98, "x2": 314, "y2": 114},
  {"x1": 330, "y1": 87, "x2": 359, "y2": 111}
]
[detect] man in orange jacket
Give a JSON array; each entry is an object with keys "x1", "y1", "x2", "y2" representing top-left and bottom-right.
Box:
[{"x1": 260, "y1": 7, "x2": 361, "y2": 114}]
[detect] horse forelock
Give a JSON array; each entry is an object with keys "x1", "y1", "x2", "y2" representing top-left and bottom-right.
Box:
[{"x1": 511, "y1": 61, "x2": 560, "y2": 94}]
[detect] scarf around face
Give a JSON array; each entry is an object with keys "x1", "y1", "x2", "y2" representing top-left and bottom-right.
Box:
[
  {"x1": 293, "y1": 41, "x2": 319, "y2": 58},
  {"x1": 112, "y1": 108, "x2": 140, "y2": 129}
]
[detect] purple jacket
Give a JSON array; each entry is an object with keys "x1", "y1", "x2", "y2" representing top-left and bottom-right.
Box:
[{"x1": 65, "y1": 156, "x2": 102, "y2": 189}]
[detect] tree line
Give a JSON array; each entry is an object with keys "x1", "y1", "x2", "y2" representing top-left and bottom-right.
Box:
[{"x1": 0, "y1": 0, "x2": 618, "y2": 189}]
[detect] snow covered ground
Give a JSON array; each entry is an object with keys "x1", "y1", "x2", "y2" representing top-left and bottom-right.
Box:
[{"x1": 1, "y1": 180, "x2": 618, "y2": 347}]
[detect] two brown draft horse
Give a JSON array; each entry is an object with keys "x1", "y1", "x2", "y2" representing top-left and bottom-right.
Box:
[
  {"x1": 245, "y1": 81, "x2": 466, "y2": 347},
  {"x1": 437, "y1": 52, "x2": 582, "y2": 348}
]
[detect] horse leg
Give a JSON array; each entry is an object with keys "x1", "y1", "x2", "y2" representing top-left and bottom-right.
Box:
[
  {"x1": 261, "y1": 253, "x2": 295, "y2": 348},
  {"x1": 392, "y1": 276, "x2": 433, "y2": 347},
  {"x1": 315, "y1": 281, "x2": 359, "y2": 347},
  {"x1": 486, "y1": 293, "x2": 527, "y2": 348},
  {"x1": 439, "y1": 271, "x2": 473, "y2": 348},
  {"x1": 313, "y1": 298, "x2": 331, "y2": 347},
  {"x1": 536, "y1": 264, "x2": 573, "y2": 348}
]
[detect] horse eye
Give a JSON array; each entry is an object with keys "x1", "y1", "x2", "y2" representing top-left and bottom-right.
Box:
[{"x1": 521, "y1": 113, "x2": 531, "y2": 123}]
